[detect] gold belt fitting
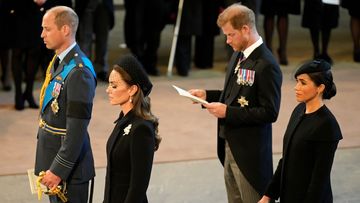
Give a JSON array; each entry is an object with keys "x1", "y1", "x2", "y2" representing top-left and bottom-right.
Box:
[{"x1": 39, "y1": 119, "x2": 66, "y2": 136}]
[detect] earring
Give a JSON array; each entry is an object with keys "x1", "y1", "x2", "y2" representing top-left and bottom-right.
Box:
[{"x1": 129, "y1": 97, "x2": 132, "y2": 103}]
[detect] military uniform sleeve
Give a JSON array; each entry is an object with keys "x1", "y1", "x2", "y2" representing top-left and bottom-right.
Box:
[
  {"x1": 206, "y1": 90, "x2": 222, "y2": 103},
  {"x1": 49, "y1": 67, "x2": 96, "y2": 180}
]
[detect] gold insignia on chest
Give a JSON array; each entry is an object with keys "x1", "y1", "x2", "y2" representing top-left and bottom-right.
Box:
[
  {"x1": 55, "y1": 76, "x2": 62, "y2": 81},
  {"x1": 79, "y1": 63, "x2": 83, "y2": 68},
  {"x1": 51, "y1": 98, "x2": 59, "y2": 114},
  {"x1": 237, "y1": 96, "x2": 249, "y2": 107}
]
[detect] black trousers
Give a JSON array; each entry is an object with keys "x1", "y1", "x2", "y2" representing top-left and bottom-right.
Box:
[
  {"x1": 175, "y1": 35, "x2": 192, "y2": 76},
  {"x1": 194, "y1": 34, "x2": 215, "y2": 68},
  {"x1": 124, "y1": 0, "x2": 164, "y2": 74}
]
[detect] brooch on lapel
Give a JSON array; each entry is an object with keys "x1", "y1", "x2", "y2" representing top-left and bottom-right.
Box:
[
  {"x1": 123, "y1": 124, "x2": 132, "y2": 136},
  {"x1": 237, "y1": 96, "x2": 249, "y2": 107}
]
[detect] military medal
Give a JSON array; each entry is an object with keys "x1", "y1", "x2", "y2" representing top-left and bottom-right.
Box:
[
  {"x1": 234, "y1": 53, "x2": 246, "y2": 74},
  {"x1": 237, "y1": 69, "x2": 255, "y2": 86},
  {"x1": 51, "y1": 82, "x2": 62, "y2": 114},
  {"x1": 51, "y1": 98, "x2": 59, "y2": 114},
  {"x1": 237, "y1": 96, "x2": 249, "y2": 107}
]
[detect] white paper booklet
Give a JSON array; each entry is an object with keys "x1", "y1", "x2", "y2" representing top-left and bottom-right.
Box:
[
  {"x1": 322, "y1": 0, "x2": 339, "y2": 5},
  {"x1": 172, "y1": 85, "x2": 208, "y2": 104},
  {"x1": 27, "y1": 168, "x2": 46, "y2": 194}
]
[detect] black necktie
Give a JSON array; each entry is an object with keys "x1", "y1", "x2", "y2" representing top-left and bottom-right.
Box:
[{"x1": 53, "y1": 57, "x2": 60, "y2": 72}]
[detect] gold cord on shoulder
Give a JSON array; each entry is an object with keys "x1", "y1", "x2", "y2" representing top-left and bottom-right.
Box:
[{"x1": 39, "y1": 55, "x2": 56, "y2": 112}]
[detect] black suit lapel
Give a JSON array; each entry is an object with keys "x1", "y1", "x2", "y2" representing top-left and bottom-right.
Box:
[
  {"x1": 283, "y1": 105, "x2": 305, "y2": 155},
  {"x1": 220, "y1": 52, "x2": 242, "y2": 102},
  {"x1": 107, "y1": 111, "x2": 135, "y2": 159},
  {"x1": 225, "y1": 52, "x2": 242, "y2": 82},
  {"x1": 226, "y1": 58, "x2": 256, "y2": 103}
]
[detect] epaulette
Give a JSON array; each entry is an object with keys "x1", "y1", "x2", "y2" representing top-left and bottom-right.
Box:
[
  {"x1": 72, "y1": 52, "x2": 97, "y2": 85},
  {"x1": 73, "y1": 53, "x2": 85, "y2": 68}
]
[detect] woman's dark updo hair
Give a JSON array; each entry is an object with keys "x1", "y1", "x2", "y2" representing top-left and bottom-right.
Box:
[
  {"x1": 295, "y1": 59, "x2": 336, "y2": 100},
  {"x1": 308, "y1": 71, "x2": 336, "y2": 99}
]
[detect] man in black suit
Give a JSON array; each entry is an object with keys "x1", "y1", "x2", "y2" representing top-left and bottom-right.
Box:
[
  {"x1": 75, "y1": 0, "x2": 115, "y2": 81},
  {"x1": 35, "y1": 6, "x2": 96, "y2": 203},
  {"x1": 124, "y1": 0, "x2": 165, "y2": 76},
  {"x1": 190, "y1": 4, "x2": 282, "y2": 203}
]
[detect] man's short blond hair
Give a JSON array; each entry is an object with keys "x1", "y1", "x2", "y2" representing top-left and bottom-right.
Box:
[
  {"x1": 47, "y1": 6, "x2": 79, "y2": 35},
  {"x1": 217, "y1": 4, "x2": 256, "y2": 30}
]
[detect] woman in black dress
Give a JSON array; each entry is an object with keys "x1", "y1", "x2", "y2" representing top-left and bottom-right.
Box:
[
  {"x1": 260, "y1": 0, "x2": 301, "y2": 65},
  {"x1": 302, "y1": 0, "x2": 339, "y2": 64},
  {"x1": 259, "y1": 59, "x2": 342, "y2": 203},
  {"x1": 341, "y1": 0, "x2": 360, "y2": 62},
  {"x1": 103, "y1": 54, "x2": 161, "y2": 203}
]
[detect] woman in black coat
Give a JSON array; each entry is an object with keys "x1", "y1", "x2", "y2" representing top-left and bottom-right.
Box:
[
  {"x1": 259, "y1": 59, "x2": 342, "y2": 203},
  {"x1": 103, "y1": 54, "x2": 161, "y2": 203}
]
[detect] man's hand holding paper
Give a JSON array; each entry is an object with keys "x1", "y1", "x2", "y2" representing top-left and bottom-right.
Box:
[
  {"x1": 188, "y1": 89, "x2": 206, "y2": 104},
  {"x1": 172, "y1": 85, "x2": 208, "y2": 104},
  {"x1": 188, "y1": 87, "x2": 226, "y2": 118}
]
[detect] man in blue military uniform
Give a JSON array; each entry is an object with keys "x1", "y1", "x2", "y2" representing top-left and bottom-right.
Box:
[{"x1": 35, "y1": 6, "x2": 96, "y2": 203}]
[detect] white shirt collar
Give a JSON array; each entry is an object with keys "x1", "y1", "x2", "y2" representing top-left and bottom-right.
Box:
[
  {"x1": 57, "y1": 42, "x2": 77, "y2": 62},
  {"x1": 243, "y1": 37, "x2": 263, "y2": 58}
]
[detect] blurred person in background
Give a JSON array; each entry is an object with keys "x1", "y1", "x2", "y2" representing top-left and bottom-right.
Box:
[
  {"x1": 0, "y1": 0, "x2": 13, "y2": 92},
  {"x1": 194, "y1": 0, "x2": 223, "y2": 69},
  {"x1": 341, "y1": 0, "x2": 360, "y2": 62},
  {"x1": 260, "y1": 0, "x2": 301, "y2": 65},
  {"x1": 302, "y1": 0, "x2": 339, "y2": 64},
  {"x1": 123, "y1": 0, "x2": 165, "y2": 76},
  {"x1": 75, "y1": 0, "x2": 115, "y2": 81}
]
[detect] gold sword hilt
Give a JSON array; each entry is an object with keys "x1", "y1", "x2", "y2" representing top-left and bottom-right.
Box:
[
  {"x1": 36, "y1": 171, "x2": 46, "y2": 200},
  {"x1": 36, "y1": 171, "x2": 68, "y2": 202},
  {"x1": 47, "y1": 186, "x2": 68, "y2": 202}
]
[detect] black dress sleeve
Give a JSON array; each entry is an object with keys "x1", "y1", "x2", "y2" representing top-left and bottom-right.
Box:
[{"x1": 125, "y1": 122, "x2": 155, "y2": 203}]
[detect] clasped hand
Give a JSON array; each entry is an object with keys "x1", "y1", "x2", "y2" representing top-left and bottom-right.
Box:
[{"x1": 41, "y1": 170, "x2": 61, "y2": 190}]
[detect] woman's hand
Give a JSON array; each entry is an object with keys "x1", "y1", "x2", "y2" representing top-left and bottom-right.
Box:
[{"x1": 258, "y1": 195, "x2": 271, "y2": 203}]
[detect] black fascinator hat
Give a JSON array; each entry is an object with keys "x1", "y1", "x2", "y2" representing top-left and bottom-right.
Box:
[
  {"x1": 116, "y1": 54, "x2": 153, "y2": 96},
  {"x1": 294, "y1": 59, "x2": 331, "y2": 78},
  {"x1": 295, "y1": 59, "x2": 336, "y2": 99}
]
